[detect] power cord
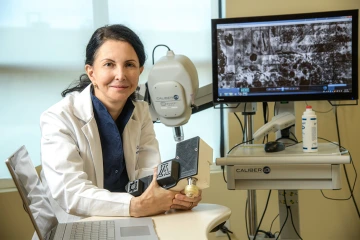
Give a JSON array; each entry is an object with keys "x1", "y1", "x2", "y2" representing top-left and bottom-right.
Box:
[
  {"x1": 219, "y1": 225, "x2": 233, "y2": 240},
  {"x1": 262, "y1": 102, "x2": 269, "y2": 144},
  {"x1": 275, "y1": 191, "x2": 289, "y2": 240},
  {"x1": 334, "y1": 106, "x2": 360, "y2": 218},
  {"x1": 233, "y1": 112, "x2": 245, "y2": 142},
  {"x1": 257, "y1": 230, "x2": 274, "y2": 238},
  {"x1": 284, "y1": 141, "x2": 302, "y2": 148},
  {"x1": 304, "y1": 102, "x2": 359, "y2": 218},
  {"x1": 152, "y1": 44, "x2": 170, "y2": 65},
  {"x1": 253, "y1": 190, "x2": 272, "y2": 240},
  {"x1": 227, "y1": 138, "x2": 254, "y2": 154},
  {"x1": 275, "y1": 137, "x2": 298, "y2": 144},
  {"x1": 148, "y1": 44, "x2": 171, "y2": 125},
  {"x1": 290, "y1": 132, "x2": 298, "y2": 142},
  {"x1": 281, "y1": 190, "x2": 303, "y2": 239},
  {"x1": 305, "y1": 101, "x2": 333, "y2": 114},
  {"x1": 288, "y1": 206, "x2": 303, "y2": 239},
  {"x1": 318, "y1": 137, "x2": 359, "y2": 217},
  {"x1": 269, "y1": 214, "x2": 279, "y2": 233},
  {"x1": 263, "y1": 191, "x2": 303, "y2": 240}
]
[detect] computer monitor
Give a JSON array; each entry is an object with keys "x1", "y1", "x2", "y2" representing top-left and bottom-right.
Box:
[{"x1": 211, "y1": 9, "x2": 359, "y2": 104}]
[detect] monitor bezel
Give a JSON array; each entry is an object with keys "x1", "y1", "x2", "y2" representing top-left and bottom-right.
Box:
[{"x1": 211, "y1": 9, "x2": 359, "y2": 103}]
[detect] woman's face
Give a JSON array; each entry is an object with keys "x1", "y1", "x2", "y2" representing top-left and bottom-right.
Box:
[{"x1": 85, "y1": 39, "x2": 143, "y2": 107}]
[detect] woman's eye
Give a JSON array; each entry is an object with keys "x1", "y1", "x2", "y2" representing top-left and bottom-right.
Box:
[
  {"x1": 105, "y1": 62, "x2": 113, "y2": 67},
  {"x1": 126, "y1": 63, "x2": 135, "y2": 67}
]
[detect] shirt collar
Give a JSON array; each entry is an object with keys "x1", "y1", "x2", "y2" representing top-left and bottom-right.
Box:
[{"x1": 91, "y1": 87, "x2": 135, "y2": 123}]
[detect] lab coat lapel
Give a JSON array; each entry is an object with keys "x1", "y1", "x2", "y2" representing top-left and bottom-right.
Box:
[
  {"x1": 123, "y1": 116, "x2": 140, "y2": 181},
  {"x1": 81, "y1": 119, "x2": 104, "y2": 188},
  {"x1": 73, "y1": 84, "x2": 104, "y2": 188}
]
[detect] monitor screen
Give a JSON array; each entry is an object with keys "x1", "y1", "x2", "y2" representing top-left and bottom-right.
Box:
[{"x1": 211, "y1": 9, "x2": 358, "y2": 103}]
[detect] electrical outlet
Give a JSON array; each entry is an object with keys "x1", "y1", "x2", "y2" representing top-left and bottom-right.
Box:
[{"x1": 216, "y1": 220, "x2": 230, "y2": 237}]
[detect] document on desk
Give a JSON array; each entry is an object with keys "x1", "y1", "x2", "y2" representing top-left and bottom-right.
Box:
[{"x1": 116, "y1": 217, "x2": 158, "y2": 239}]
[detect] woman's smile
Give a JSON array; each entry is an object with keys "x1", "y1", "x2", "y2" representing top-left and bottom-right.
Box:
[{"x1": 110, "y1": 85, "x2": 129, "y2": 90}]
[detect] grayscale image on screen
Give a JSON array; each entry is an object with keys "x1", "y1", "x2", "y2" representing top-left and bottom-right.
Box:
[{"x1": 216, "y1": 20, "x2": 352, "y2": 93}]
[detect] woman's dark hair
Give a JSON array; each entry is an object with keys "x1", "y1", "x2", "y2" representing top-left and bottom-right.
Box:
[{"x1": 61, "y1": 24, "x2": 146, "y2": 99}]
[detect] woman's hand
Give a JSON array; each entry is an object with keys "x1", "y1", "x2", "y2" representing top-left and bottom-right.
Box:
[
  {"x1": 170, "y1": 189, "x2": 202, "y2": 210},
  {"x1": 129, "y1": 167, "x2": 177, "y2": 217}
]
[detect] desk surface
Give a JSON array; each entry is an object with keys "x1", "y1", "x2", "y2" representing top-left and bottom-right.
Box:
[{"x1": 83, "y1": 203, "x2": 231, "y2": 240}]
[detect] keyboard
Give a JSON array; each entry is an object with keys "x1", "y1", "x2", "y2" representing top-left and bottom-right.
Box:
[
  {"x1": 51, "y1": 220, "x2": 116, "y2": 240},
  {"x1": 70, "y1": 221, "x2": 115, "y2": 240}
]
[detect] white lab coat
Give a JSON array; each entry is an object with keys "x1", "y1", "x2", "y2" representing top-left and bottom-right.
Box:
[{"x1": 40, "y1": 84, "x2": 161, "y2": 223}]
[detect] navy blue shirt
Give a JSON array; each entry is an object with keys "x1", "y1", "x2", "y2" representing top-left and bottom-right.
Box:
[{"x1": 91, "y1": 90, "x2": 134, "y2": 192}]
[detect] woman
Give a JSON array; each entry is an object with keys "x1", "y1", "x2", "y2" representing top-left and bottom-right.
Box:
[{"x1": 40, "y1": 24, "x2": 201, "y2": 222}]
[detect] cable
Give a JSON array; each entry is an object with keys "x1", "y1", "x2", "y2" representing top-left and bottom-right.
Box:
[
  {"x1": 305, "y1": 101, "x2": 333, "y2": 114},
  {"x1": 220, "y1": 225, "x2": 233, "y2": 240},
  {"x1": 262, "y1": 102, "x2": 268, "y2": 125},
  {"x1": 290, "y1": 132, "x2": 298, "y2": 142},
  {"x1": 318, "y1": 137, "x2": 357, "y2": 201},
  {"x1": 334, "y1": 107, "x2": 359, "y2": 217},
  {"x1": 220, "y1": 104, "x2": 226, "y2": 183},
  {"x1": 222, "y1": 166, "x2": 227, "y2": 183},
  {"x1": 269, "y1": 214, "x2": 279, "y2": 233},
  {"x1": 152, "y1": 44, "x2": 170, "y2": 65},
  {"x1": 253, "y1": 190, "x2": 272, "y2": 240},
  {"x1": 275, "y1": 137, "x2": 298, "y2": 144},
  {"x1": 328, "y1": 100, "x2": 358, "y2": 107},
  {"x1": 288, "y1": 206, "x2": 303, "y2": 240},
  {"x1": 262, "y1": 102, "x2": 269, "y2": 144},
  {"x1": 276, "y1": 191, "x2": 289, "y2": 240},
  {"x1": 233, "y1": 112, "x2": 245, "y2": 142},
  {"x1": 334, "y1": 106, "x2": 341, "y2": 149},
  {"x1": 275, "y1": 209, "x2": 289, "y2": 240},
  {"x1": 334, "y1": 107, "x2": 360, "y2": 218},
  {"x1": 282, "y1": 190, "x2": 303, "y2": 240},
  {"x1": 245, "y1": 198, "x2": 250, "y2": 240},
  {"x1": 257, "y1": 230, "x2": 273, "y2": 238},
  {"x1": 220, "y1": 103, "x2": 225, "y2": 158},
  {"x1": 284, "y1": 141, "x2": 302, "y2": 148},
  {"x1": 227, "y1": 138, "x2": 254, "y2": 154},
  {"x1": 317, "y1": 133, "x2": 360, "y2": 217},
  {"x1": 224, "y1": 103, "x2": 240, "y2": 109},
  {"x1": 320, "y1": 160, "x2": 357, "y2": 201}
]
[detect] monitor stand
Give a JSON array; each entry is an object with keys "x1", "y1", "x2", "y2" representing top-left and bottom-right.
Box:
[
  {"x1": 226, "y1": 102, "x2": 258, "y2": 238},
  {"x1": 274, "y1": 101, "x2": 300, "y2": 240},
  {"x1": 241, "y1": 101, "x2": 299, "y2": 240},
  {"x1": 220, "y1": 101, "x2": 349, "y2": 239}
]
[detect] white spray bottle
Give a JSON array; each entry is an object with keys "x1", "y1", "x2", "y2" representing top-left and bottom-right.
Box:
[{"x1": 302, "y1": 106, "x2": 318, "y2": 152}]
